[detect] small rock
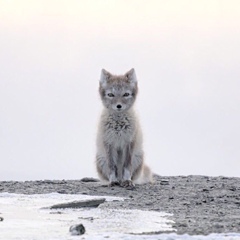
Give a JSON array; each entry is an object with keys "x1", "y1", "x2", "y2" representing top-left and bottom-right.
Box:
[
  {"x1": 49, "y1": 211, "x2": 63, "y2": 214},
  {"x1": 81, "y1": 192, "x2": 89, "y2": 195},
  {"x1": 80, "y1": 177, "x2": 100, "y2": 182},
  {"x1": 178, "y1": 222, "x2": 188, "y2": 227},
  {"x1": 42, "y1": 180, "x2": 56, "y2": 184},
  {"x1": 0, "y1": 217, "x2": 4, "y2": 222},
  {"x1": 218, "y1": 211, "x2": 225, "y2": 216},
  {"x1": 160, "y1": 180, "x2": 169, "y2": 185},
  {"x1": 214, "y1": 223, "x2": 224, "y2": 229},
  {"x1": 78, "y1": 216, "x2": 94, "y2": 221},
  {"x1": 69, "y1": 224, "x2": 85, "y2": 235},
  {"x1": 145, "y1": 202, "x2": 153, "y2": 206},
  {"x1": 151, "y1": 208, "x2": 160, "y2": 211},
  {"x1": 229, "y1": 186, "x2": 237, "y2": 191},
  {"x1": 57, "y1": 190, "x2": 67, "y2": 194},
  {"x1": 126, "y1": 186, "x2": 136, "y2": 191}
]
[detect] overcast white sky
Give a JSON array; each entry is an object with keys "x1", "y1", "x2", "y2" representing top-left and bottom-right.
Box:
[{"x1": 0, "y1": 0, "x2": 240, "y2": 181}]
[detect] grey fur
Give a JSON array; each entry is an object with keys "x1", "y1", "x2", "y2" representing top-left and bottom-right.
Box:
[{"x1": 96, "y1": 69, "x2": 152, "y2": 187}]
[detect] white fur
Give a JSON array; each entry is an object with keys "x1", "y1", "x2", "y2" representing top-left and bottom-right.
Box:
[
  {"x1": 100, "y1": 69, "x2": 109, "y2": 86},
  {"x1": 96, "y1": 69, "x2": 152, "y2": 186},
  {"x1": 125, "y1": 68, "x2": 137, "y2": 83}
]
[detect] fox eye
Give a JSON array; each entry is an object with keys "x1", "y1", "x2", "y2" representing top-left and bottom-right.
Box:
[
  {"x1": 107, "y1": 93, "x2": 114, "y2": 97},
  {"x1": 123, "y1": 93, "x2": 130, "y2": 97}
]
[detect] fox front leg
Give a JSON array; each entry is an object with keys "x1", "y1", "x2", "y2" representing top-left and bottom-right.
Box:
[
  {"x1": 105, "y1": 143, "x2": 120, "y2": 187},
  {"x1": 121, "y1": 144, "x2": 135, "y2": 189}
]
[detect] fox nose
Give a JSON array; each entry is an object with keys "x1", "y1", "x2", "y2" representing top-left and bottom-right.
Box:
[{"x1": 116, "y1": 104, "x2": 122, "y2": 109}]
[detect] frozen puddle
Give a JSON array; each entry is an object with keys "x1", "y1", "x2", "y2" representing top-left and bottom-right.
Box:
[
  {"x1": 0, "y1": 193, "x2": 174, "y2": 240},
  {"x1": 1, "y1": 193, "x2": 240, "y2": 240}
]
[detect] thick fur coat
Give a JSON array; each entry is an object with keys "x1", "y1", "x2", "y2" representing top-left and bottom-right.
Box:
[{"x1": 96, "y1": 69, "x2": 152, "y2": 188}]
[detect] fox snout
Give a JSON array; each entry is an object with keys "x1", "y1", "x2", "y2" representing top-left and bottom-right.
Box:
[{"x1": 113, "y1": 103, "x2": 125, "y2": 111}]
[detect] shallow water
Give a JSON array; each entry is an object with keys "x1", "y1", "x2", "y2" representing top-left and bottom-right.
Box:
[{"x1": 0, "y1": 193, "x2": 239, "y2": 240}]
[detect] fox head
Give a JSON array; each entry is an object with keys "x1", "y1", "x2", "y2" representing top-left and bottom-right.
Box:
[{"x1": 99, "y1": 69, "x2": 138, "y2": 113}]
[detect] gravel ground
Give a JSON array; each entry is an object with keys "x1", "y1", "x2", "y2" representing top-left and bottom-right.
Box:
[{"x1": 1, "y1": 175, "x2": 240, "y2": 235}]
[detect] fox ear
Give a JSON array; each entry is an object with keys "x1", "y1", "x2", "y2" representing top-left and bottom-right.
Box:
[
  {"x1": 100, "y1": 69, "x2": 111, "y2": 84},
  {"x1": 125, "y1": 68, "x2": 137, "y2": 83}
]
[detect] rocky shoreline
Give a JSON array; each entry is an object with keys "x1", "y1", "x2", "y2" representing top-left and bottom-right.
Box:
[{"x1": 1, "y1": 175, "x2": 240, "y2": 235}]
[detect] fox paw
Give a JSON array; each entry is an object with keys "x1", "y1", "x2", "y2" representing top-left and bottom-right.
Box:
[
  {"x1": 108, "y1": 181, "x2": 121, "y2": 187},
  {"x1": 121, "y1": 180, "x2": 135, "y2": 190}
]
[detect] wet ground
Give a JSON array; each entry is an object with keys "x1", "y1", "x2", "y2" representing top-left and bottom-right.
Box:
[{"x1": 1, "y1": 175, "x2": 240, "y2": 236}]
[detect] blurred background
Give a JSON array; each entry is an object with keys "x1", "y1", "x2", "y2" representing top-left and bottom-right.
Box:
[{"x1": 0, "y1": 0, "x2": 240, "y2": 180}]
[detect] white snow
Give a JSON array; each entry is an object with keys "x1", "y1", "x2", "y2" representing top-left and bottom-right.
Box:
[
  {"x1": 0, "y1": 193, "x2": 174, "y2": 240},
  {"x1": 0, "y1": 193, "x2": 240, "y2": 240}
]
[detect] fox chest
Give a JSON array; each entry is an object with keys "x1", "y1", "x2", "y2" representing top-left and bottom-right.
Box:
[{"x1": 103, "y1": 117, "x2": 134, "y2": 147}]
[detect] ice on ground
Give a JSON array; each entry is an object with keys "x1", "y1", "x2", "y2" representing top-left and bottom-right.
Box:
[
  {"x1": 0, "y1": 193, "x2": 174, "y2": 240},
  {"x1": 0, "y1": 193, "x2": 240, "y2": 240}
]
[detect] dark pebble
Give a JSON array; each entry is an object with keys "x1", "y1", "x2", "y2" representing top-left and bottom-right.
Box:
[
  {"x1": 69, "y1": 224, "x2": 85, "y2": 235},
  {"x1": 80, "y1": 177, "x2": 100, "y2": 182},
  {"x1": 160, "y1": 180, "x2": 169, "y2": 185},
  {"x1": 57, "y1": 190, "x2": 67, "y2": 194}
]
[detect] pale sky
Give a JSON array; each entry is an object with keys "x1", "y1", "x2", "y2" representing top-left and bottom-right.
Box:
[{"x1": 0, "y1": 0, "x2": 240, "y2": 180}]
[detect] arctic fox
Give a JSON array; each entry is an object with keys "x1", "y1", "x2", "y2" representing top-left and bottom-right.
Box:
[{"x1": 96, "y1": 68, "x2": 152, "y2": 188}]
